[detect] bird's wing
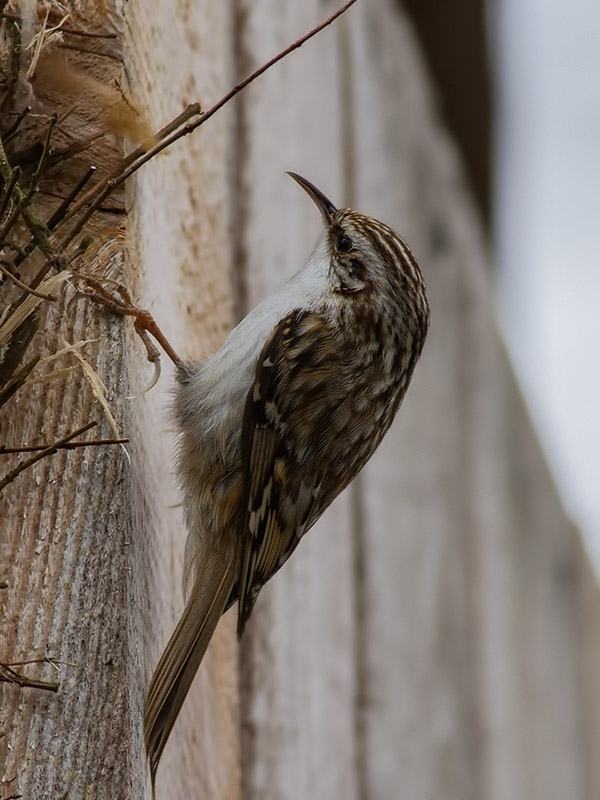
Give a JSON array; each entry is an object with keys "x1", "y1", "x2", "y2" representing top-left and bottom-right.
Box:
[{"x1": 237, "y1": 308, "x2": 346, "y2": 635}]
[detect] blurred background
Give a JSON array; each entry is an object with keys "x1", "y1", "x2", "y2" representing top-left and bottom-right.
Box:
[
  {"x1": 406, "y1": 0, "x2": 600, "y2": 574},
  {"x1": 493, "y1": 0, "x2": 600, "y2": 574}
]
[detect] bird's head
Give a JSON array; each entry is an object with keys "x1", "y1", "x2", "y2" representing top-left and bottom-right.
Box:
[{"x1": 287, "y1": 171, "x2": 427, "y2": 312}]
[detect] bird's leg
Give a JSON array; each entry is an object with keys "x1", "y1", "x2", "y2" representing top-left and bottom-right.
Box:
[{"x1": 69, "y1": 274, "x2": 182, "y2": 391}]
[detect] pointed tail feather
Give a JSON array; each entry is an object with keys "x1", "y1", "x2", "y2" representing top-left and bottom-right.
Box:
[{"x1": 144, "y1": 557, "x2": 235, "y2": 790}]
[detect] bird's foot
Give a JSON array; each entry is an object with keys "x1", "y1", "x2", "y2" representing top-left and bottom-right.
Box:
[{"x1": 69, "y1": 274, "x2": 182, "y2": 394}]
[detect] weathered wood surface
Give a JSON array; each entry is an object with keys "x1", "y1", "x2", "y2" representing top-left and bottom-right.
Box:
[
  {"x1": 1, "y1": 1, "x2": 599, "y2": 799},
  {"x1": 0, "y1": 3, "x2": 145, "y2": 798},
  {"x1": 123, "y1": 2, "x2": 240, "y2": 798}
]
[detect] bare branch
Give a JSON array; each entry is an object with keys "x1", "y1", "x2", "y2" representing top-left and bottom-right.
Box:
[
  {"x1": 3, "y1": 105, "x2": 31, "y2": 143},
  {"x1": 0, "y1": 137, "x2": 54, "y2": 260},
  {"x1": 0, "y1": 260, "x2": 56, "y2": 299},
  {"x1": 27, "y1": 113, "x2": 57, "y2": 196},
  {"x1": 0, "y1": 436, "x2": 129, "y2": 455},
  {"x1": 0, "y1": 662, "x2": 59, "y2": 693},
  {"x1": 0, "y1": 165, "x2": 20, "y2": 220},
  {"x1": 0, "y1": 421, "x2": 97, "y2": 492}
]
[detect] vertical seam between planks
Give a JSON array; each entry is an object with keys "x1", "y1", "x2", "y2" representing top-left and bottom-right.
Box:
[
  {"x1": 230, "y1": 0, "x2": 250, "y2": 327},
  {"x1": 339, "y1": 10, "x2": 368, "y2": 800},
  {"x1": 232, "y1": 2, "x2": 252, "y2": 798}
]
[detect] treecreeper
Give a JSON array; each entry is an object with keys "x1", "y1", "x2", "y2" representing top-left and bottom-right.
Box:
[{"x1": 81, "y1": 172, "x2": 429, "y2": 789}]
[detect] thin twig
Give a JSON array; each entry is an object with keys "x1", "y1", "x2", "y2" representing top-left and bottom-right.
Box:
[
  {"x1": 3, "y1": 0, "x2": 357, "y2": 307},
  {"x1": 0, "y1": 137, "x2": 54, "y2": 259},
  {"x1": 0, "y1": 203, "x2": 21, "y2": 242},
  {"x1": 0, "y1": 355, "x2": 39, "y2": 408},
  {"x1": 1, "y1": 656, "x2": 74, "y2": 669},
  {"x1": 1, "y1": 271, "x2": 69, "y2": 346},
  {"x1": 56, "y1": 103, "x2": 202, "y2": 236},
  {"x1": 0, "y1": 421, "x2": 97, "y2": 491},
  {"x1": 27, "y1": 113, "x2": 57, "y2": 195},
  {"x1": 0, "y1": 663, "x2": 59, "y2": 692},
  {"x1": 36, "y1": 132, "x2": 106, "y2": 175},
  {"x1": 57, "y1": 0, "x2": 357, "y2": 249},
  {"x1": 9, "y1": 166, "x2": 96, "y2": 276},
  {"x1": 46, "y1": 166, "x2": 97, "y2": 230},
  {"x1": 0, "y1": 260, "x2": 55, "y2": 299},
  {"x1": 24, "y1": 4, "x2": 52, "y2": 80},
  {"x1": 0, "y1": 201, "x2": 22, "y2": 247},
  {"x1": 0, "y1": 165, "x2": 20, "y2": 220},
  {"x1": 60, "y1": 26, "x2": 117, "y2": 39},
  {"x1": 0, "y1": 436, "x2": 129, "y2": 454},
  {"x1": 3, "y1": 106, "x2": 31, "y2": 143}
]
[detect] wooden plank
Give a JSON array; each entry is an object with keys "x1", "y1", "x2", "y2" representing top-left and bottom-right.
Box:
[
  {"x1": 235, "y1": 3, "x2": 359, "y2": 799},
  {"x1": 122, "y1": 1, "x2": 239, "y2": 798},
  {"x1": 0, "y1": 1, "x2": 239, "y2": 798},
  {"x1": 486, "y1": 369, "x2": 584, "y2": 800},
  {"x1": 0, "y1": 3, "x2": 145, "y2": 798},
  {"x1": 350, "y1": 2, "x2": 593, "y2": 799},
  {"x1": 348, "y1": 2, "x2": 483, "y2": 797}
]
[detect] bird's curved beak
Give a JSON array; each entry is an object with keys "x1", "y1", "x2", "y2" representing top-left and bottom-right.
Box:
[{"x1": 287, "y1": 172, "x2": 337, "y2": 224}]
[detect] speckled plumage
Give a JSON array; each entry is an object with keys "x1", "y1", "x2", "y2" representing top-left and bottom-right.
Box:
[{"x1": 144, "y1": 174, "x2": 429, "y2": 786}]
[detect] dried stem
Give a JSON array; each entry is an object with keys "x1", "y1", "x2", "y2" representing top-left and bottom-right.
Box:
[
  {"x1": 57, "y1": 104, "x2": 202, "y2": 244},
  {"x1": 46, "y1": 166, "x2": 97, "y2": 230},
  {"x1": 9, "y1": 166, "x2": 96, "y2": 278},
  {"x1": 0, "y1": 436, "x2": 129, "y2": 454},
  {"x1": 0, "y1": 662, "x2": 59, "y2": 692},
  {"x1": 59, "y1": 26, "x2": 117, "y2": 39},
  {"x1": 0, "y1": 420, "x2": 97, "y2": 492},
  {"x1": 0, "y1": 195, "x2": 21, "y2": 243},
  {"x1": 1, "y1": 655, "x2": 73, "y2": 669},
  {"x1": 0, "y1": 260, "x2": 55, "y2": 299},
  {"x1": 0, "y1": 136, "x2": 54, "y2": 260},
  {"x1": 0, "y1": 165, "x2": 20, "y2": 219},
  {"x1": 3, "y1": 106, "x2": 31, "y2": 143},
  {"x1": 27, "y1": 113, "x2": 57, "y2": 196}
]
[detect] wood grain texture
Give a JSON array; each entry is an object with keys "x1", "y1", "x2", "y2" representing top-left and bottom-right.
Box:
[
  {"x1": 351, "y1": 3, "x2": 592, "y2": 800},
  {"x1": 239, "y1": 0, "x2": 600, "y2": 799},
  {"x1": 123, "y1": 1, "x2": 239, "y2": 798},
  {"x1": 0, "y1": 3, "x2": 143, "y2": 798},
  {"x1": 235, "y1": 4, "x2": 359, "y2": 799},
  {"x1": 350, "y1": 4, "x2": 484, "y2": 797}
]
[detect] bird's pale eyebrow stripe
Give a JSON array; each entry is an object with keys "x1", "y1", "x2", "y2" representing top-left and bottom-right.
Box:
[
  {"x1": 393, "y1": 237, "x2": 420, "y2": 281},
  {"x1": 362, "y1": 219, "x2": 420, "y2": 282}
]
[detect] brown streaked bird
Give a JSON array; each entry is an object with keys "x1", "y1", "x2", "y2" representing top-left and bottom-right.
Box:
[{"x1": 135, "y1": 172, "x2": 430, "y2": 789}]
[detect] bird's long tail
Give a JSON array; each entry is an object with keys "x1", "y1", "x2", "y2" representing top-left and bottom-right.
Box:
[{"x1": 144, "y1": 557, "x2": 235, "y2": 791}]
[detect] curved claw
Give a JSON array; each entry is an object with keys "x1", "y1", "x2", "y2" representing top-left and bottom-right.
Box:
[
  {"x1": 127, "y1": 358, "x2": 161, "y2": 399},
  {"x1": 66, "y1": 290, "x2": 95, "y2": 315}
]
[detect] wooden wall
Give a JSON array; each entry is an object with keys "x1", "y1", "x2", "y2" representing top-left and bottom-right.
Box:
[{"x1": 1, "y1": 1, "x2": 598, "y2": 799}]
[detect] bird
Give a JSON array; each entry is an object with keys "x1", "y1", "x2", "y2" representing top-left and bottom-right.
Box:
[{"x1": 87, "y1": 172, "x2": 429, "y2": 788}]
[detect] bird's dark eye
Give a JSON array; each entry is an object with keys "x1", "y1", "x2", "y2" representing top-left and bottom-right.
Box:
[{"x1": 336, "y1": 233, "x2": 353, "y2": 254}]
